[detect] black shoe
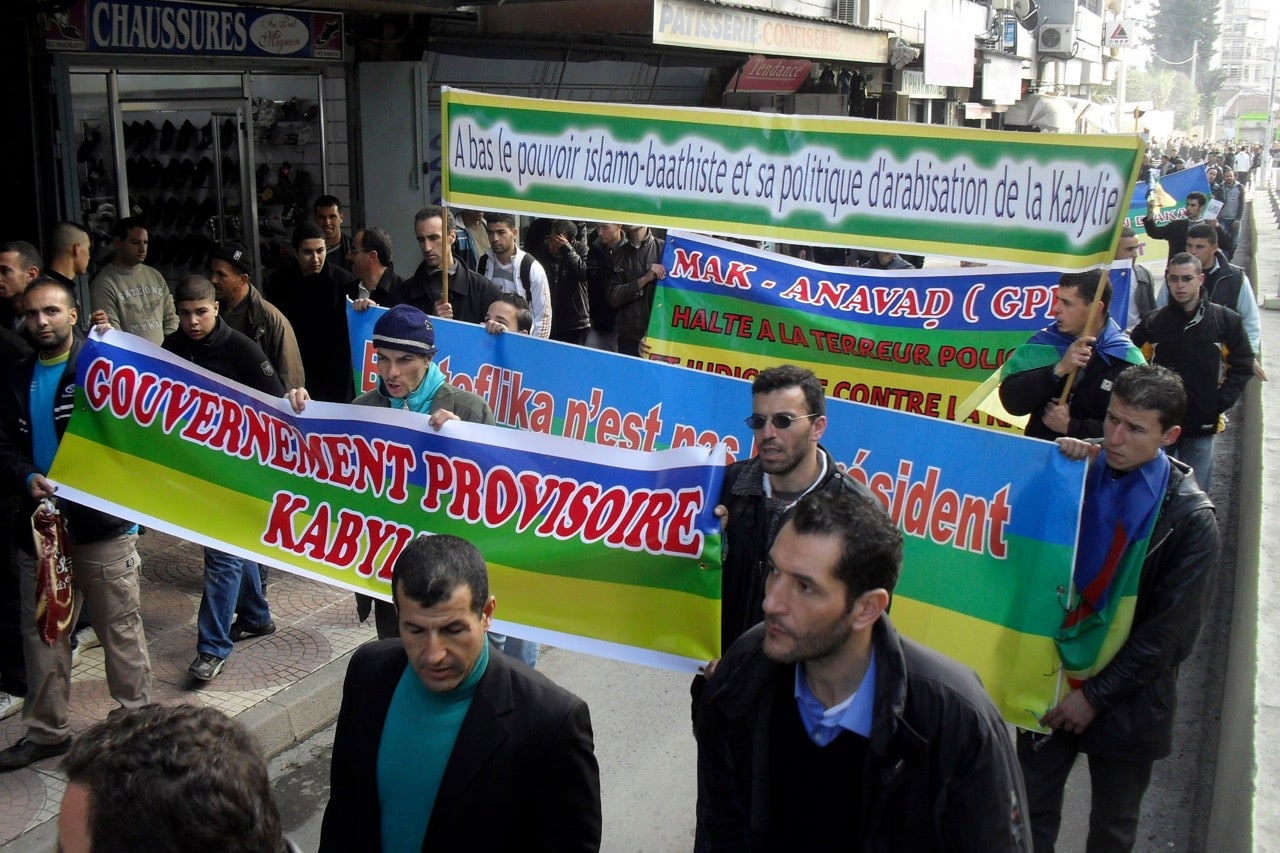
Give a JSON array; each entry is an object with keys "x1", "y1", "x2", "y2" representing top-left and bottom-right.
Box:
[
  {"x1": 188, "y1": 653, "x2": 225, "y2": 682},
  {"x1": 175, "y1": 119, "x2": 196, "y2": 152},
  {"x1": 158, "y1": 119, "x2": 176, "y2": 151},
  {"x1": 196, "y1": 120, "x2": 213, "y2": 151},
  {"x1": 229, "y1": 619, "x2": 276, "y2": 642},
  {"x1": 0, "y1": 737, "x2": 70, "y2": 772}
]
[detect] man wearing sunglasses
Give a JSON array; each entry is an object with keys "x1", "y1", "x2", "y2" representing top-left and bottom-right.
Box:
[{"x1": 708, "y1": 365, "x2": 875, "y2": 677}]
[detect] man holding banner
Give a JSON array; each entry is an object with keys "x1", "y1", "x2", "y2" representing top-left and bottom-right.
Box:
[
  {"x1": 1141, "y1": 191, "x2": 1232, "y2": 258},
  {"x1": 1017, "y1": 364, "x2": 1218, "y2": 853},
  {"x1": 0, "y1": 278, "x2": 151, "y2": 770},
  {"x1": 999, "y1": 272, "x2": 1145, "y2": 441}
]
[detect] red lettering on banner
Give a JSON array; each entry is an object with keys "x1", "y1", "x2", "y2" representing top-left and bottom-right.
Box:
[
  {"x1": 417, "y1": 452, "x2": 707, "y2": 557},
  {"x1": 842, "y1": 452, "x2": 1011, "y2": 558}
]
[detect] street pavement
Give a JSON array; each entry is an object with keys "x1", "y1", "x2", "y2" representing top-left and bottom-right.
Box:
[{"x1": 3, "y1": 189, "x2": 1273, "y2": 851}]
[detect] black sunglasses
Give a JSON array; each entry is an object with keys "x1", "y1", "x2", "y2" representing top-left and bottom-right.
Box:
[{"x1": 744, "y1": 413, "x2": 818, "y2": 430}]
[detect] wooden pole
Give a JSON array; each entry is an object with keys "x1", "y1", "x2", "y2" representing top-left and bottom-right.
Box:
[
  {"x1": 1057, "y1": 266, "x2": 1111, "y2": 404},
  {"x1": 440, "y1": 205, "x2": 452, "y2": 306}
]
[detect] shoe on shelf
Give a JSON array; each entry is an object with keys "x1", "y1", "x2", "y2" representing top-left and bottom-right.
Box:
[
  {"x1": 0, "y1": 737, "x2": 70, "y2": 772},
  {"x1": 188, "y1": 653, "x2": 225, "y2": 682},
  {"x1": 73, "y1": 626, "x2": 100, "y2": 651},
  {"x1": 0, "y1": 692, "x2": 23, "y2": 721},
  {"x1": 229, "y1": 619, "x2": 276, "y2": 642}
]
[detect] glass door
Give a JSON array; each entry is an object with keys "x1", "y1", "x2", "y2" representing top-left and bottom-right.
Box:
[{"x1": 117, "y1": 99, "x2": 253, "y2": 286}]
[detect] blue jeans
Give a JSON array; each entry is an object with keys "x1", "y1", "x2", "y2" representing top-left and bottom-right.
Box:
[
  {"x1": 1174, "y1": 433, "x2": 1215, "y2": 492},
  {"x1": 489, "y1": 632, "x2": 540, "y2": 669},
  {"x1": 198, "y1": 548, "x2": 271, "y2": 659}
]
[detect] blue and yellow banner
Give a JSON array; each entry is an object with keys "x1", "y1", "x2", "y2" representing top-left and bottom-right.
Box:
[{"x1": 349, "y1": 307, "x2": 1083, "y2": 727}]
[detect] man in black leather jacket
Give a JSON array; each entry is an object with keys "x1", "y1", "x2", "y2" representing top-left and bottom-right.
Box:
[{"x1": 1018, "y1": 364, "x2": 1219, "y2": 852}]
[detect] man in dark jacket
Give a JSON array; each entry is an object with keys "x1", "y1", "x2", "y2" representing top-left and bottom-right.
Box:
[
  {"x1": 715, "y1": 364, "x2": 874, "y2": 654},
  {"x1": 264, "y1": 222, "x2": 361, "y2": 403},
  {"x1": 1131, "y1": 252, "x2": 1254, "y2": 491},
  {"x1": 1018, "y1": 364, "x2": 1219, "y2": 852},
  {"x1": 0, "y1": 278, "x2": 152, "y2": 770},
  {"x1": 533, "y1": 219, "x2": 590, "y2": 345},
  {"x1": 162, "y1": 276, "x2": 284, "y2": 682},
  {"x1": 319, "y1": 534, "x2": 601, "y2": 852},
  {"x1": 606, "y1": 225, "x2": 665, "y2": 357},
  {"x1": 393, "y1": 205, "x2": 504, "y2": 325},
  {"x1": 999, "y1": 271, "x2": 1144, "y2": 441},
  {"x1": 1141, "y1": 191, "x2": 1232, "y2": 258},
  {"x1": 695, "y1": 491, "x2": 1031, "y2": 851},
  {"x1": 209, "y1": 241, "x2": 305, "y2": 390}
]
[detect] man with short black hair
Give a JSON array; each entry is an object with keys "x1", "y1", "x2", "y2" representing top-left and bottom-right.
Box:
[
  {"x1": 209, "y1": 242, "x2": 305, "y2": 391},
  {"x1": 585, "y1": 223, "x2": 623, "y2": 351},
  {"x1": 714, "y1": 365, "x2": 874, "y2": 655},
  {"x1": 319, "y1": 534, "x2": 602, "y2": 852},
  {"x1": 533, "y1": 219, "x2": 590, "y2": 345},
  {"x1": 1141, "y1": 191, "x2": 1232, "y2": 257},
  {"x1": 1182, "y1": 223, "x2": 1263, "y2": 379},
  {"x1": 0, "y1": 278, "x2": 152, "y2": 770},
  {"x1": 1019, "y1": 364, "x2": 1219, "y2": 852},
  {"x1": 1000, "y1": 271, "x2": 1144, "y2": 441},
  {"x1": 1131, "y1": 252, "x2": 1254, "y2": 491},
  {"x1": 89, "y1": 218, "x2": 177, "y2": 345},
  {"x1": 393, "y1": 205, "x2": 504, "y2": 325},
  {"x1": 607, "y1": 225, "x2": 665, "y2": 357},
  {"x1": 44, "y1": 223, "x2": 91, "y2": 293},
  {"x1": 265, "y1": 222, "x2": 361, "y2": 403},
  {"x1": 314, "y1": 194, "x2": 352, "y2": 271},
  {"x1": 484, "y1": 292, "x2": 533, "y2": 335},
  {"x1": 59, "y1": 705, "x2": 289, "y2": 853},
  {"x1": 350, "y1": 226, "x2": 401, "y2": 304},
  {"x1": 0, "y1": 240, "x2": 43, "y2": 332},
  {"x1": 162, "y1": 275, "x2": 284, "y2": 682},
  {"x1": 696, "y1": 490, "x2": 1031, "y2": 851},
  {"x1": 480, "y1": 212, "x2": 552, "y2": 339}
]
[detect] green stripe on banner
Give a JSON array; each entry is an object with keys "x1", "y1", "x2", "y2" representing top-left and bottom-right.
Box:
[
  {"x1": 896, "y1": 534, "x2": 1071, "y2": 636},
  {"x1": 55, "y1": 424, "x2": 723, "y2": 601}
]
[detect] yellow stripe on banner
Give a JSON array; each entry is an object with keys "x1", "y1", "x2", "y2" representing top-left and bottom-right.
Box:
[
  {"x1": 487, "y1": 563, "x2": 720, "y2": 662},
  {"x1": 892, "y1": 596, "x2": 1063, "y2": 731},
  {"x1": 649, "y1": 339, "x2": 982, "y2": 406},
  {"x1": 53, "y1": 434, "x2": 722, "y2": 662}
]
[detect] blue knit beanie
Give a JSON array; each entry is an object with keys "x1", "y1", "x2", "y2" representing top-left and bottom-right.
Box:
[{"x1": 372, "y1": 305, "x2": 437, "y2": 357}]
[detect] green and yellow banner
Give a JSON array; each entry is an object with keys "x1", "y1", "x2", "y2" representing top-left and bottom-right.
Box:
[{"x1": 442, "y1": 87, "x2": 1145, "y2": 267}]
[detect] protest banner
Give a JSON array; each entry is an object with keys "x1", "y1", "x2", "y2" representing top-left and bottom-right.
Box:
[
  {"x1": 349, "y1": 307, "x2": 1082, "y2": 728},
  {"x1": 1123, "y1": 164, "x2": 1211, "y2": 265},
  {"x1": 633, "y1": 231, "x2": 1131, "y2": 429},
  {"x1": 441, "y1": 87, "x2": 1145, "y2": 268},
  {"x1": 49, "y1": 331, "x2": 727, "y2": 669}
]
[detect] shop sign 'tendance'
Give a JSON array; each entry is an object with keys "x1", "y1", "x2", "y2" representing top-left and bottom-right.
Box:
[{"x1": 44, "y1": 0, "x2": 343, "y2": 60}]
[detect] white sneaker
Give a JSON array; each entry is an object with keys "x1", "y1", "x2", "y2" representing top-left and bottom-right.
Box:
[
  {"x1": 71, "y1": 642, "x2": 81, "y2": 669},
  {"x1": 73, "y1": 626, "x2": 100, "y2": 651},
  {"x1": 0, "y1": 692, "x2": 23, "y2": 721}
]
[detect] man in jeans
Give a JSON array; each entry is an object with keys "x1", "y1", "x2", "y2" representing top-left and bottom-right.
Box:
[
  {"x1": 158, "y1": 276, "x2": 285, "y2": 681},
  {"x1": 0, "y1": 277, "x2": 151, "y2": 769}
]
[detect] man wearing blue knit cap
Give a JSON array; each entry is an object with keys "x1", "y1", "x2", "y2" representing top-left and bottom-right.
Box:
[{"x1": 288, "y1": 304, "x2": 494, "y2": 639}]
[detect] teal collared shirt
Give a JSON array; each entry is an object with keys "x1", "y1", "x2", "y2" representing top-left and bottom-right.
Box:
[{"x1": 793, "y1": 654, "x2": 876, "y2": 747}]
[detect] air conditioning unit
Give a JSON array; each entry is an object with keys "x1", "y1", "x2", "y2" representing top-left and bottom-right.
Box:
[{"x1": 1038, "y1": 24, "x2": 1075, "y2": 56}]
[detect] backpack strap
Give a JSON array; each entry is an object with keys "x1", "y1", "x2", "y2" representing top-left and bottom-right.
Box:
[{"x1": 519, "y1": 252, "x2": 535, "y2": 304}]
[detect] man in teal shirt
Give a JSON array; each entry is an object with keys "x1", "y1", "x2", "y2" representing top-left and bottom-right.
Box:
[{"x1": 319, "y1": 534, "x2": 601, "y2": 852}]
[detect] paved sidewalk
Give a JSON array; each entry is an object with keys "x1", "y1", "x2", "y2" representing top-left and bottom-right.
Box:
[{"x1": 0, "y1": 529, "x2": 374, "y2": 847}]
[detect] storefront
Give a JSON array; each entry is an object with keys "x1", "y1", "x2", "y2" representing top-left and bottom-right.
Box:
[{"x1": 44, "y1": 0, "x2": 348, "y2": 291}]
